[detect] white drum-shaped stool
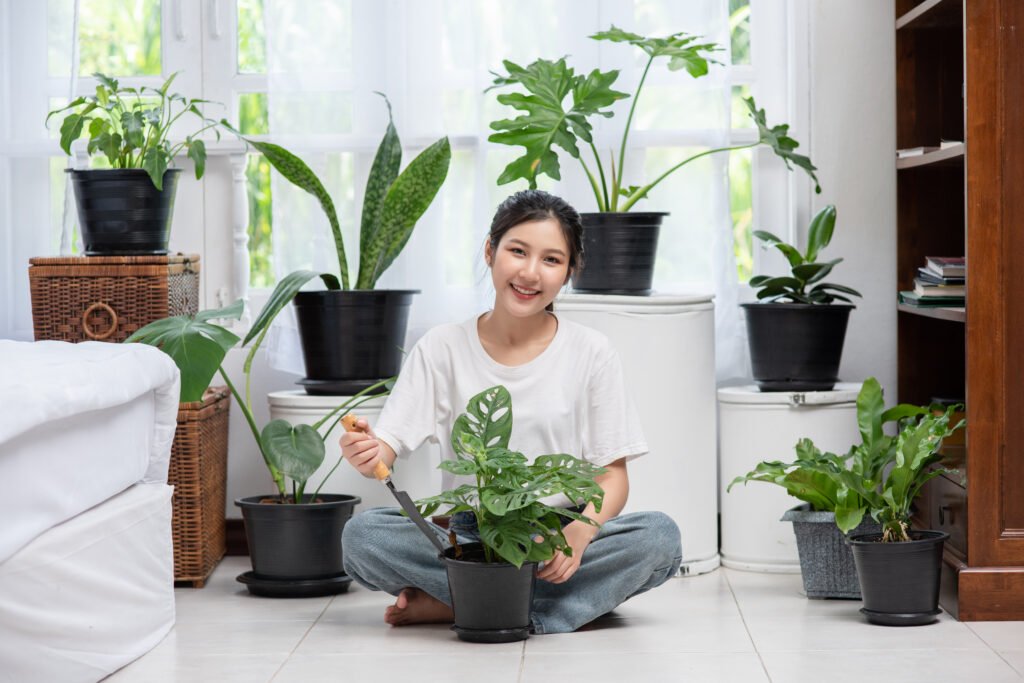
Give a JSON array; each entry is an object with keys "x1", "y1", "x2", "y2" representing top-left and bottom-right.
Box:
[
  {"x1": 718, "y1": 383, "x2": 863, "y2": 572},
  {"x1": 557, "y1": 292, "x2": 718, "y2": 575},
  {"x1": 267, "y1": 391, "x2": 440, "y2": 513}
]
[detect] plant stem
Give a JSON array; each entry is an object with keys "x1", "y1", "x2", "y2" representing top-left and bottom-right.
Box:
[
  {"x1": 619, "y1": 142, "x2": 759, "y2": 212},
  {"x1": 578, "y1": 156, "x2": 606, "y2": 212},
  {"x1": 587, "y1": 141, "x2": 610, "y2": 211},
  {"x1": 613, "y1": 55, "x2": 655, "y2": 212},
  {"x1": 218, "y1": 366, "x2": 285, "y2": 496}
]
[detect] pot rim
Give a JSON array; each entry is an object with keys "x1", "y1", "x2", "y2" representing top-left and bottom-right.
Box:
[
  {"x1": 293, "y1": 289, "x2": 422, "y2": 298},
  {"x1": 440, "y1": 543, "x2": 539, "y2": 569},
  {"x1": 847, "y1": 529, "x2": 949, "y2": 546},
  {"x1": 65, "y1": 167, "x2": 183, "y2": 176},
  {"x1": 741, "y1": 301, "x2": 856, "y2": 311},
  {"x1": 234, "y1": 493, "x2": 361, "y2": 509},
  {"x1": 579, "y1": 211, "x2": 670, "y2": 218}
]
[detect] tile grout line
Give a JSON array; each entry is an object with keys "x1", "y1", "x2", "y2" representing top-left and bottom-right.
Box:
[
  {"x1": 965, "y1": 624, "x2": 1024, "y2": 679},
  {"x1": 517, "y1": 639, "x2": 527, "y2": 683},
  {"x1": 267, "y1": 595, "x2": 337, "y2": 683},
  {"x1": 723, "y1": 570, "x2": 774, "y2": 683}
]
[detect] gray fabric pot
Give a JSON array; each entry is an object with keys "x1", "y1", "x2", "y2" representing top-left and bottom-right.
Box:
[{"x1": 781, "y1": 503, "x2": 880, "y2": 599}]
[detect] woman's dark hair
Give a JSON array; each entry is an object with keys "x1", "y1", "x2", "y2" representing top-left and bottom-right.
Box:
[{"x1": 488, "y1": 190, "x2": 584, "y2": 311}]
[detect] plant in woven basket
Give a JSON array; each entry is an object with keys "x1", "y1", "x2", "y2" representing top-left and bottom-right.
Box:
[
  {"x1": 47, "y1": 72, "x2": 222, "y2": 190},
  {"x1": 127, "y1": 270, "x2": 390, "y2": 503},
  {"x1": 729, "y1": 378, "x2": 964, "y2": 542},
  {"x1": 222, "y1": 93, "x2": 450, "y2": 290},
  {"x1": 414, "y1": 385, "x2": 606, "y2": 568},
  {"x1": 487, "y1": 26, "x2": 819, "y2": 212}
]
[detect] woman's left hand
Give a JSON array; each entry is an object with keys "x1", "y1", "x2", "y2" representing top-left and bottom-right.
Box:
[{"x1": 536, "y1": 520, "x2": 599, "y2": 584}]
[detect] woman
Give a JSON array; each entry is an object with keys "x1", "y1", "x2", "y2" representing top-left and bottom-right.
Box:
[{"x1": 340, "y1": 189, "x2": 682, "y2": 634}]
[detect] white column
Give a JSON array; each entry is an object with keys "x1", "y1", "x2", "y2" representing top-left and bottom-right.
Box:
[{"x1": 229, "y1": 153, "x2": 251, "y2": 326}]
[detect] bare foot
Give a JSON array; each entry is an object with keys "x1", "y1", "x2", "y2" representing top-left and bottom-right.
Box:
[{"x1": 383, "y1": 588, "x2": 454, "y2": 626}]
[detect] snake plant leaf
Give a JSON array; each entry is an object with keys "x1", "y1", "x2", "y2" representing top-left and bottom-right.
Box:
[
  {"x1": 590, "y1": 26, "x2": 722, "y2": 77},
  {"x1": 243, "y1": 269, "x2": 323, "y2": 347},
  {"x1": 261, "y1": 420, "x2": 325, "y2": 490},
  {"x1": 744, "y1": 96, "x2": 821, "y2": 194},
  {"x1": 805, "y1": 204, "x2": 837, "y2": 262},
  {"x1": 239, "y1": 137, "x2": 349, "y2": 289},
  {"x1": 488, "y1": 57, "x2": 628, "y2": 188},
  {"x1": 125, "y1": 302, "x2": 243, "y2": 403},
  {"x1": 359, "y1": 95, "x2": 402, "y2": 267},
  {"x1": 356, "y1": 136, "x2": 451, "y2": 289}
]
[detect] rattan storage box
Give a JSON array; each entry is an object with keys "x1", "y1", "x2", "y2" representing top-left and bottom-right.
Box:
[
  {"x1": 171, "y1": 387, "x2": 230, "y2": 587},
  {"x1": 28, "y1": 254, "x2": 199, "y2": 343}
]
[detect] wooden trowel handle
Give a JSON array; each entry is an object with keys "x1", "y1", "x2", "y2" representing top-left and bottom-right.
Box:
[{"x1": 341, "y1": 413, "x2": 392, "y2": 481}]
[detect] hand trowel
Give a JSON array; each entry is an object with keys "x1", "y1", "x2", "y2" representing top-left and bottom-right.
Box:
[{"x1": 342, "y1": 415, "x2": 447, "y2": 554}]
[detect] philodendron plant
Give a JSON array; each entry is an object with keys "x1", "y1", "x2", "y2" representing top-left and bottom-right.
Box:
[
  {"x1": 749, "y1": 204, "x2": 862, "y2": 304},
  {"x1": 223, "y1": 94, "x2": 450, "y2": 290},
  {"x1": 415, "y1": 385, "x2": 607, "y2": 568},
  {"x1": 487, "y1": 26, "x2": 820, "y2": 212},
  {"x1": 729, "y1": 378, "x2": 964, "y2": 542},
  {"x1": 127, "y1": 270, "x2": 390, "y2": 503},
  {"x1": 47, "y1": 72, "x2": 221, "y2": 190}
]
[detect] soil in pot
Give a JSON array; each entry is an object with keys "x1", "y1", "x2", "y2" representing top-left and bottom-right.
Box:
[
  {"x1": 235, "y1": 493, "x2": 360, "y2": 597},
  {"x1": 848, "y1": 530, "x2": 948, "y2": 626},
  {"x1": 441, "y1": 543, "x2": 537, "y2": 643}
]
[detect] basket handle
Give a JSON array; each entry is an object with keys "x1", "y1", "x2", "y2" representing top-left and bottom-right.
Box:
[{"x1": 81, "y1": 302, "x2": 118, "y2": 340}]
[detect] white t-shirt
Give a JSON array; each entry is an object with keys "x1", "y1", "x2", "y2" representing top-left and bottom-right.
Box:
[{"x1": 373, "y1": 314, "x2": 648, "y2": 507}]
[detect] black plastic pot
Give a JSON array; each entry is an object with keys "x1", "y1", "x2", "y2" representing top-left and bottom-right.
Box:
[
  {"x1": 442, "y1": 543, "x2": 537, "y2": 643},
  {"x1": 67, "y1": 168, "x2": 181, "y2": 255},
  {"x1": 742, "y1": 302, "x2": 854, "y2": 392},
  {"x1": 293, "y1": 289, "x2": 419, "y2": 395},
  {"x1": 571, "y1": 212, "x2": 666, "y2": 295},
  {"x1": 235, "y1": 494, "x2": 360, "y2": 584},
  {"x1": 848, "y1": 530, "x2": 948, "y2": 626}
]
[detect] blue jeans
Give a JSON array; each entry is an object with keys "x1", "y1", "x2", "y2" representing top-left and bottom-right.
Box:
[{"x1": 341, "y1": 507, "x2": 683, "y2": 634}]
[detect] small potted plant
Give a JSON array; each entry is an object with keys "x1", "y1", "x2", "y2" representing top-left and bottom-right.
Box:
[
  {"x1": 128, "y1": 270, "x2": 389, "y2": 597},
  {"x1": 487, "y1": 26, "x2": 820, "y2": 294},
  {"x1": 414, "y1": 385, "x2": 606, "y2": 643},
  {"x1": 223, "y1": 95, "x2": 450, "y2": 395},
  {"x1": 743, "y1": 204, "x2": 861, "y2": 391},
  {"x1": 47, "y1": 72, "x2": 222, "y2": 255}
]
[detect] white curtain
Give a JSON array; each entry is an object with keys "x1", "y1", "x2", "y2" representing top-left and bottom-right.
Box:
[{"x1": 262, "y1": 0, "x2": 745, "y2": 380}]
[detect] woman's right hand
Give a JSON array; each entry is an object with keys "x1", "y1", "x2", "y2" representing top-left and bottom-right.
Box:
[{"x1": 340, "y1": 418, "x2": 384, "y2": 478}]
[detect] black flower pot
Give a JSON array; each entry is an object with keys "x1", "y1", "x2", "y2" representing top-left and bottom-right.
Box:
[
  {"x1": 234, "y1": 494, "x2": 360, "y2": 597},
  {"x1": 742, "y1": 302, "x2": 854, "y2": 392},
  {"x1": 848, "y1": 530, "x2": 948, "y2": 626},
  {"x1": 571, "y1": 212, "x2": 667, "y2": 295},
  {"x1": 293, "y1": 289, "x2": 419, "y2": 395},
  {"x1": 67, "y1": 168, "x2": 181, "y2": 255},
  {"x1": 442, "y1": 543, "x2": 537, "y2": 643}
]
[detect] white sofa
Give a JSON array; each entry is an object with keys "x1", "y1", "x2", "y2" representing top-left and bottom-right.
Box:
[{"x1": 0, "y1": 340, "x2": 180, "y2": 683}]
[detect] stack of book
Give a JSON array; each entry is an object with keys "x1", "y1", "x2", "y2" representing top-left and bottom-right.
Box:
[{"x1": 899, "y1": 256, "x2": 966, "y2": 307}]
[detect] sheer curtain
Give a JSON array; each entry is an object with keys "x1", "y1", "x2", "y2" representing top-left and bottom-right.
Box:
[{"x1": 249, "y1": 0, "x2": 742, "y2": 379}]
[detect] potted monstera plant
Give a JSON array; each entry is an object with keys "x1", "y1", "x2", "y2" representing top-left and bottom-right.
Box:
[
  {"x1": 487, "y1": 26, "x2": 820, "y2": 294},
  {"x1": 743, "y1": 204, "x2": 861, "y2": 391},
  {"x1": 47, "y1": 72, "x2": 222, "y2": 255},
  {"x1": 415, "y1": 385, "x2": 606, "y2": 643},
  {"x1": 128, "y1": 270, "x2": 390, "y2": 597},
  {"x1": 225, "y1": 95, "x2": 450, "y2": 395}
]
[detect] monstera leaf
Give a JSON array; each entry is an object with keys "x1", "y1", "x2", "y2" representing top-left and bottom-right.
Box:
[
  {"x1": 590, "y1": 26, "x2": 721, "y2": 76},
  {"x1": 744, "y1": 96, "x2": 821, "y2": 194},
  {"x1": 126, "y1": 300, "x2": 243, "y2": 402},
  {"x1": 487, "y1": 57, "x2": 629, "y2": 188}
]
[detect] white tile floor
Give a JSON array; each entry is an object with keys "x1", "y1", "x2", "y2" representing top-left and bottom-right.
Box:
[{"x1": 106, "y1": 556, "x2": 1024, "y2": 683}]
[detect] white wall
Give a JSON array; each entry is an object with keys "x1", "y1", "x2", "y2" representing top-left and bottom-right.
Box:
[{"x1": 796, "y1": 0, "x2": 897, "y2": 400}]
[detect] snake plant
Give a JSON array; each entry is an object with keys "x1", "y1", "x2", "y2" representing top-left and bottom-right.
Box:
[
  {"x1": 487, "y1": 26, "x2": 820, "y2": 212},
  {"x1": 225, "y1": 94, "x2": 450, "y2": 290}
]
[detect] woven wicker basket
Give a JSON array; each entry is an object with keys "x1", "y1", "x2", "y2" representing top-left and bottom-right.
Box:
[
  {"x1": 171, "y1": 387, "x2": 230, "y2": 587},
  {"x1": 28, "y1": 254, "x2": 199, "y2": 343}
]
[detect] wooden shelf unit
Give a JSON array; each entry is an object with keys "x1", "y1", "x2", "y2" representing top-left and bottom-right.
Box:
[{"x1": 897, "y1": 0, "x2": 1024, "y2": 621}]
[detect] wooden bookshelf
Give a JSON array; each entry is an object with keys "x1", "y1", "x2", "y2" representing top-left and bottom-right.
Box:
[{"x1": 896, "y1": 0, "x2": 1024, "y2": 621}]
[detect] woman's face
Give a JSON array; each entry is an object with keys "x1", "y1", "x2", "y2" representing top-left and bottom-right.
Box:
[{"x1": 486, "y1": 217, "x2": 571, "y2": 318}]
